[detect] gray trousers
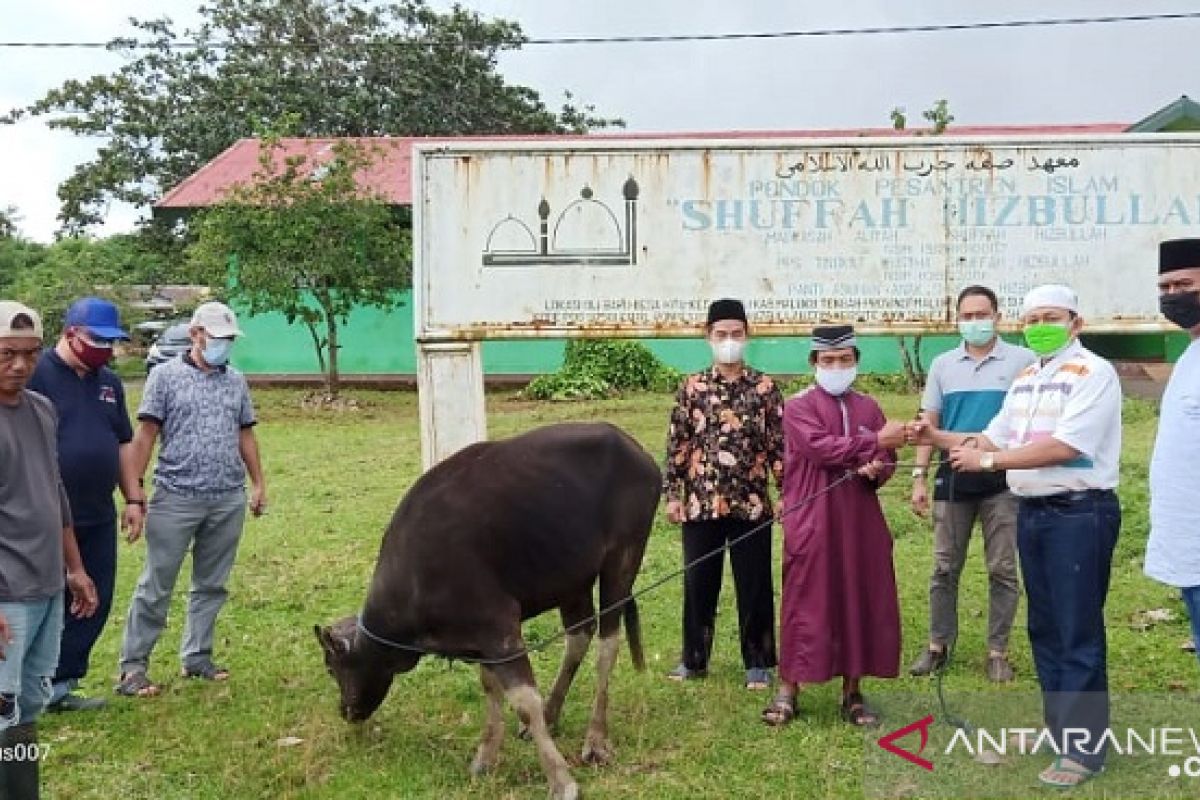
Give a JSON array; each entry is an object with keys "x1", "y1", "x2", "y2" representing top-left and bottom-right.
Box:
[
  {"x1": 929, "y1": 492, "x2": 1020, "y2": 652},
  {"x1": 119, "y1": 488, "x2": 246, "y2": 675}
]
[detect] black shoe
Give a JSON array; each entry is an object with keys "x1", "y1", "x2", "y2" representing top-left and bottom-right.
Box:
[
  {"x1": 908, "y1": 647, "x2": 948, "y2": 676},
  {"x1": 47, "y1": 692, "x2": 107, "y2": 713}
]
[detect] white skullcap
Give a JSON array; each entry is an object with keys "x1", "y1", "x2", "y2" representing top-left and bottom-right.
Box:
[{"x1": 1022, "y1": 284, "x2": 1078, "y2": 315}]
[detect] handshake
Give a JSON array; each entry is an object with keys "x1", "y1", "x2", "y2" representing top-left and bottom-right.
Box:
[{"x1": 875, "y1": 418, "x2": 937, "y2": 450}]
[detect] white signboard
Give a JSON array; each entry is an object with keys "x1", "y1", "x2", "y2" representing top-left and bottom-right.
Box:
[
  {"x1": 416, "y1": 135, "x2": 1200, "y2": 338},
  {"x1": 413, "y1": 134, "x2": 1200, "y2": 466}
]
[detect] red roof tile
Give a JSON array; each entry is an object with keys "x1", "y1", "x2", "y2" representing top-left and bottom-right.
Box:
[{"x1": 155, "y1": 123, "x2": 1129, "y2": 210}]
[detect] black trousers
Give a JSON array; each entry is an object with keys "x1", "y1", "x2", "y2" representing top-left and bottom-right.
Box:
[
  {"x1": 680, "y1": 517, "x2": 777, "y2": 672},
  {"x1": 54, "y1": 520, "x2": 117, "y2": 686}
]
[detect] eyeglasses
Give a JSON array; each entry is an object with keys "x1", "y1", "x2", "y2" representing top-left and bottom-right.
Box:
[{"x1": 0, "y1": 346, "x2": 41, "y2": 365}]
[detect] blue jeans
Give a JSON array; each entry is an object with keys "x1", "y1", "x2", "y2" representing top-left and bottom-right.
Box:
[
  {"x1": 0, "y1": 594, "x2": 64, "y2": 729},
  {"x1": 1183, "y1": 586, "x2": 1200, "y2": 668},
  {"x1": 1017, "y1": 490, "x2": 1120, "y2": 772}
]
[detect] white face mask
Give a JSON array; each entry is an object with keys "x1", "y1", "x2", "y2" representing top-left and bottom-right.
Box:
[
  {"x1": 711, "y1": 338, "x2": 745, "y2": 365},
  {"x1": 815, "y1": 366, "x2": 857, "y2": 396}
]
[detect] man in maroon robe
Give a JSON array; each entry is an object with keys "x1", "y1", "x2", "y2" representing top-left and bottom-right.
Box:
[{"x1": 763, "y1": 325, "x2": 907, "y2": 726}]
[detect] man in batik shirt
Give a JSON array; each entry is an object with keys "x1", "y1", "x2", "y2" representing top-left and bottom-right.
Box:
[{"x1": 664, "y1": 297, "x2": 784, "y2": 690}]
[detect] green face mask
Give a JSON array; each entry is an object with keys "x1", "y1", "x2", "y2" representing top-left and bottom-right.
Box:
[
  {"x1": 1024, "y1": 322, "x2": 1071, "y2": 356},
  {"x1": 958, "y1": 319, "x2": 996, "y2": 347}
]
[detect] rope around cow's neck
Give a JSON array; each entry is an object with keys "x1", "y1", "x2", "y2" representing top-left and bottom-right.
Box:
[{"x1": 355, "y1": 460, "x2": 929, "y2": 666}]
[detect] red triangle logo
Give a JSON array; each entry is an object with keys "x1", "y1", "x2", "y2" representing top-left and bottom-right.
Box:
[{"x1": 878, "y1": 714, "x2": 935, "y2": 771}]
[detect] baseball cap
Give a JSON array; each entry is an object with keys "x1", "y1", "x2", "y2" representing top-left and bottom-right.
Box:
[
  {"x1": 1022, "y1": 284, "x2": 1079, "y2": 316},
  {"x1": 190, "y1": 302, "x2": 244, "y2": 338},
  {"x1": 0, "y1": 301, "x2": 44, "y2": 340},
  {"x1": 64, "y1": 296, "x2": 130, "y2": 341}
]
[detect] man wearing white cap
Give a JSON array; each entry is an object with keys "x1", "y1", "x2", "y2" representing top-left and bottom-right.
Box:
[
  {"x1": 115, "y1": 302, "x2": 267, "y2": 698},
  {"x1": 911, "y1": 284, "x2": 1122, "y2": 788}
]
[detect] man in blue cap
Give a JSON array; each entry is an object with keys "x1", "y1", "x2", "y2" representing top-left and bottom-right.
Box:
[{"x1": 28, "y1": 297, "x2": 146, "y2": 712}]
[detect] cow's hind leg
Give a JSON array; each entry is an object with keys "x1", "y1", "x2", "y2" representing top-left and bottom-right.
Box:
[
  {"x1": 470, "y1": 666, "x2": 506, "y2": 776},
  {"x1": 583, "y1": 558, "x2": 638, "y2": 765},
  {"x1": 490, "y1": 659, "x2": 579, "y2": 800},
  {"x1": 544, "y1": 596, "x2": 596, "y2": 731},
  {"x1": 581, "y1": 629, "x2": 619, "y2": 765}
]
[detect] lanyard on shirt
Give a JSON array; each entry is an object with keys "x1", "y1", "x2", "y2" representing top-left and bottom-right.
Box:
[{"x1": 1016, "y1": 356, "x2": 1072, "y2": 445}]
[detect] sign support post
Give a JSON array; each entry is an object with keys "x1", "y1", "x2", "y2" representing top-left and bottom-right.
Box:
[{"x1": 416, "y1": 340, "x2": 485, "y2": 470}]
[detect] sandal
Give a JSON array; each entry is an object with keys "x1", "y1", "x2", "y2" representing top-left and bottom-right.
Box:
[
  {"x1": 666, "y1": 663, "x2": 706, "y2": 682},
  {"x1": 1038, "y1": 756, "x2": 1097, "y2": 788},
  {"x1": 840, "y1": 692, "x2": 880, "y2": 727},
  {"x1": 761, "y1": 691, "x2": 797, "y2": 726},
  {"x1": 745, "y1": 667, "x2": 772, "y2": 690},
  {"x1": 114, "y1": 671, "x2": 161, "y2": 698},
  {"x1": 181, "y1": 663, "x2": 230, "y2": 681}
]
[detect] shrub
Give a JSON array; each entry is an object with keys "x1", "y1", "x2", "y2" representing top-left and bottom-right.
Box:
[{"x1": 524, "y1": 339, "x2": 683, "y2": 401}]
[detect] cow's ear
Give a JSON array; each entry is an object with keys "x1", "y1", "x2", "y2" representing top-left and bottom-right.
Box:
[{"x1": 314, "y1": 624, "x2": 338, "y2": 655}]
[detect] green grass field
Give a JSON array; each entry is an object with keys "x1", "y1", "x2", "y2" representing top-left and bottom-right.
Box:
[{"x1": 39, "y1": 388, "x2": 1197, "y2": 799}]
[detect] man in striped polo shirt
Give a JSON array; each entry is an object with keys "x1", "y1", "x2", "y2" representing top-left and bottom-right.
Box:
[
  {"x1": 911, "y1": 284, "x2": 1122, "y2": 788},
  {"x1": 910, "y1": 286, "x2": 1035, "y2": 683}
]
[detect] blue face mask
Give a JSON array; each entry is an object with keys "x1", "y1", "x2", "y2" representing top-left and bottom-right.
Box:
[{"x1": 202, "y1": 336, "x2": 234, "y2": 367}]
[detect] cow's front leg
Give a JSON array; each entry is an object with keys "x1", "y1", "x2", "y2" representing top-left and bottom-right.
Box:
[
  {"x1": 492, "y1": 659, "x2": 579, "y2": 800},
  {"x1": 470, "y1": 666, "x2": 506, "y2": 776},
  {"x1": 581, "y1": 631, "x2": 620, "y2": 765}
]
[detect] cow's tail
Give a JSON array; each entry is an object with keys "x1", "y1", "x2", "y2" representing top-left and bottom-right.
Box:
[{"x1": 624, "y1": 598, "x2": 645, "y2": 671}]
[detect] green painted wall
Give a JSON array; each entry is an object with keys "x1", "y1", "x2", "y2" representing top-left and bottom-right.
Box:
[{"x1": 229, "y1": 292, "x2": 1179, "y2": 377}]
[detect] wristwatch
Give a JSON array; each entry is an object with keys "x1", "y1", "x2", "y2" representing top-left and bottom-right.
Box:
[
  {"x1": 980, "y1": 452, "x2": 996, "y2": 472},
  {"x1": 911, "y1": 467, "x2": 928, "y2": 479}
]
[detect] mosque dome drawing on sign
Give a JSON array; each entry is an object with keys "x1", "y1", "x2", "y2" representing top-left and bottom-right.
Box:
[{"x1": 482, "y1": 179, "x2": 639, "y2": 267}]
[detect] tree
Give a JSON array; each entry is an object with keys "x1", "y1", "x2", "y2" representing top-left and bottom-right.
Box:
[
  {"x1": 922, "y1": 99, "x2": 954, "y2": 134},
  {"x1": 5, "y1": 238, "x2": 134, "y2": 335},
  {"x1": 3, "y1": 0, "x2": 620, "y2": 233},
  {"x1": 188, "y1": 138, "x2": 410, "y2": 399},
  {"x1": 0, "y1": 206, "x2": 19, "y2": 240}
]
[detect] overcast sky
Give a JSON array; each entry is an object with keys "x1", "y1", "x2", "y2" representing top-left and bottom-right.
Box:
[{"x1": 2, "y1": 0, "x2": 1200, "y2": 242}]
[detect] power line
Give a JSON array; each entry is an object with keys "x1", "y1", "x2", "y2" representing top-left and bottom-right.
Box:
[{"x1": 0, "y1": 11, "x2": 1198, "y2": 50}]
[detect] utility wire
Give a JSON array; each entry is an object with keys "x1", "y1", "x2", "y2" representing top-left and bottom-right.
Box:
[{"x1": 1, "y1": 11, "x2": 1198, "y2": 50}]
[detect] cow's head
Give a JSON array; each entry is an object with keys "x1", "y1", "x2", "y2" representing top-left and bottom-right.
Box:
[{"x1": 314, "y1": 616, "x2": 398, "y2": 722}]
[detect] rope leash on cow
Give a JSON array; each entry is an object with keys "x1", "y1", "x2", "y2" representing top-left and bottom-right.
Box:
[{"x1": 356, "y1": 458, "x2": 928, "y2": 667}]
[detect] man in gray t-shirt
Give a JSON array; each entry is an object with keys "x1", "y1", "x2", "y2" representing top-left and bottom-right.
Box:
[
  {"x1": 115, "y1": 301, "x2": 267, "y2": 698},
  {"x1": 0, "y1": 300, "x2": 97, "y2": 795}
]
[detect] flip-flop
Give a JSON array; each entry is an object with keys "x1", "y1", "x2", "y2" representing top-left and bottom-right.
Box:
[
  {"x1": 840, "y1": 692, "x2": 880, "y2": 727},
  {"x1": 114, "y1": 671, "x2": 161, "y2": 698},
  {"x1": 182, "y1": 663, "x2": 230, "y2": 681},
  {"x1": 1038, "y1": 756, "x2": 1097, "y2": 788},
  {"x1": 761, "y1": 691, "x2": 797, "y2": 726}
]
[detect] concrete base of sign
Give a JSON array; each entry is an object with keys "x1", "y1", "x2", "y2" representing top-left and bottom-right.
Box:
[{"x1": 417, "y1": 341, "x2": 486, "y2": 469}]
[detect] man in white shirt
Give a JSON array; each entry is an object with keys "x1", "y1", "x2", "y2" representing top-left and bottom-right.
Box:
[
  {"x1": 911, "y1": 284, "x2": 1122, "y2": 789},
  {"x1": 1145, "y1": 239, "x2": 1200, "y2": 673}
]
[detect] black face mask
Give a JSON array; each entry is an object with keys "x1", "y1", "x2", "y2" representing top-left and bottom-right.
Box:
[{"x1": 1160, "y1": 290, "x2": 1200, "y2": 331}]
